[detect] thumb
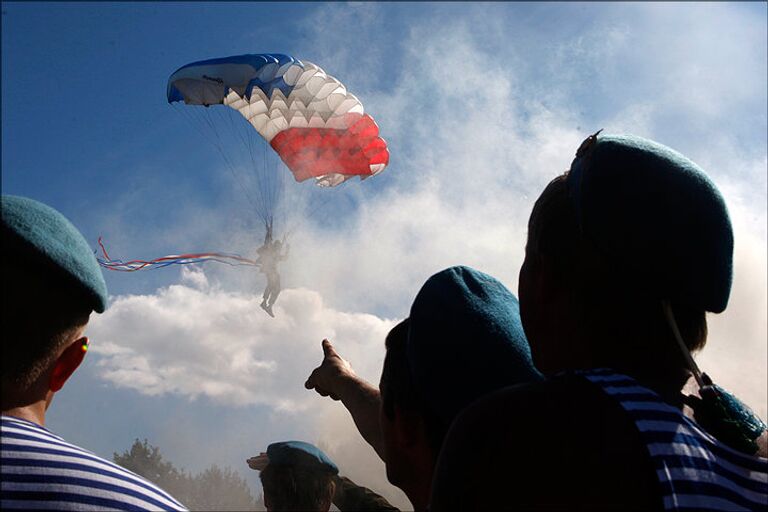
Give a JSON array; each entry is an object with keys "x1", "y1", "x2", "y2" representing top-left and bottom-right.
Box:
[{"x1": 322, "y1": 339, "x2": 337, "y2": 358}]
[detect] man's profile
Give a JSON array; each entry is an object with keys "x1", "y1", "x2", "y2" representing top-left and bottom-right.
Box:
[{"x1": 1, "y1": 194, "x2": 187, "y2": 511}]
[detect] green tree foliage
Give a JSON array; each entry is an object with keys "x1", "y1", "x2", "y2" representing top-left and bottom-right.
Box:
[
  {"x1": 114, "y1": 439, "x2": 264, "y2": 511},
  {"x1": 113, "y1": 439, "x2": 185, "y2": 493}
]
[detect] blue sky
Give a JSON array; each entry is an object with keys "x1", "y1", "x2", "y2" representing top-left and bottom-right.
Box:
[{"x1": 3, "y1": 2, "x2": 767, "y2": 507}]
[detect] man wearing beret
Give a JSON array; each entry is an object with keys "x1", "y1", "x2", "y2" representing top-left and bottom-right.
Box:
[
  {"x1": 1, "y1": 195, "x2": 187, "y2": 511},
  {"x1": 247, "y1": 440, "x2": 397, "y2": 511},
  {"x1": 430, "y1": 134, "x2": 768, "y2": 510},
  {"x1": 305, "y1": 266, "x2": 542, "y2": 511}
]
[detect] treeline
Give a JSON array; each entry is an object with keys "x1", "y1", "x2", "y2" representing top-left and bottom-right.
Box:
[{"x1": 114, "y1": 439, "x2": 265, "y2": 511}]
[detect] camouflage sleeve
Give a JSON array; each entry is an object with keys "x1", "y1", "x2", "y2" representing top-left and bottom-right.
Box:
[{"x1": 332, "y1": 475, "x2": 400, "y2": 512}]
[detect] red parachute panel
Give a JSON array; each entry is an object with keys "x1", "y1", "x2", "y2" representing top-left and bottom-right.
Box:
[{"x1": 270, "y1": 113, "x2": 390, "y2": 183}]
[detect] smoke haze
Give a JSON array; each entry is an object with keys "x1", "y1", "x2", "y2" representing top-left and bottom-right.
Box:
[{"x1": 27, "y1": 2, "x2": 765, "y2": 509}]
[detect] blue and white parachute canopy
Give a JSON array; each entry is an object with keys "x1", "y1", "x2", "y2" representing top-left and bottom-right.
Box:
[
  {"x1": 167, "y1": 53, "x2": 389, "y2": 186},
  {"x1": 167, "y1": 54, "x2": 302, "y2": 105}
]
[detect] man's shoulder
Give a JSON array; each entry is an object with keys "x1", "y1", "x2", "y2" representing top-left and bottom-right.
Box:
[
  {"x1": 455, "y1": 373, "x2": 651, "y2": 454},
  {"x1": 431, "y1": 374, "x2": 660, "y2": 510},
  {"x1": 461, "y1": 373, "x2": 608, "y2": 424},
  {"x1": 1, "y1": 416, "x2": 187, "y2": 511}
]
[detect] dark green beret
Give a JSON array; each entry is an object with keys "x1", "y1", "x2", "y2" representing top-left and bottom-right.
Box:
[
  {"x1": 2, "y1": 195, "x2": 108, "y2": 313},
  {"x1": 266, "y1": 441, "x2": 339, "y2": 474},
  {"x1": 407, "y1": 266, "x2": 543, "y2": 424},
  {"x1": 567, "y1": 133, "x2": 733, "y2": 313}
]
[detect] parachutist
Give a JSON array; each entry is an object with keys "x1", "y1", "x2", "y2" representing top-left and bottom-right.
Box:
[{"x1": 257, "y1": 225, "x2": 289, "y2": 317}]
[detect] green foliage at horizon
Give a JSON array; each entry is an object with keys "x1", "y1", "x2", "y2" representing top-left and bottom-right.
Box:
[{"x1": 114, "y1": 439, "x2": 265, "y2": 511}]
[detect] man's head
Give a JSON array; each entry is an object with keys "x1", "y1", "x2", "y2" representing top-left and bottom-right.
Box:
[
  {"x1": 258, "y1": 441, "x2": 338, "y2": 512},
  {"x1": 379, "y1": 266, "x2": 541, "y2": 493},
  {"x1": 519, "y1": 133, "x2": 732, "y2": 377},
  {"x1": 2, "y1": 195, "x2": 107, "y2": 410}
]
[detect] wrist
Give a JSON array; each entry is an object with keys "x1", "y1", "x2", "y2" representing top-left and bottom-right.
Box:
[{"x1": 336, "y1": 372, "x2": 378, "y2": 404}]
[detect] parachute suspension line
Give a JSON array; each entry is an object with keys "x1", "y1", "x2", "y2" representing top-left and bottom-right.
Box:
[
  {"x1": 253, "y1": 103, "x2": 276, "y2": 225},
  {"x1": 270, "y1": 134, "x2": 283, "y2": 233},
  {"x1": 219, "y1": 103, "x2": 270, "y2": 224},
  {"x1": 276, "y1": 145, "x2": 288, "y2": 236},
  {"x1": 189, "y1": 105, "x2": 267, "y2": 225},
  {"x1": 261, "y1": 108, "x2": 280, "y2": 230},
  {"x1": 175, "y1": 103, "x2": 258, "y2": 222},
  {"x1": 211, "y1": 105, "x2": 268, "y2": 224},
  {"x1": 263, "y1": 132, "x2": 278, "y2": 234},
  {"x1": 235, "y1": 96, "x2": 277, "y2": 228}
]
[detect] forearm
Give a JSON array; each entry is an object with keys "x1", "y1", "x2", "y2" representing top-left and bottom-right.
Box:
[
  {"x1": 333, "y1": 475, "x2": 399, "y2": 512},
  {"x1": 336, "y1": 375, "x2": 386, "y2": 461}
]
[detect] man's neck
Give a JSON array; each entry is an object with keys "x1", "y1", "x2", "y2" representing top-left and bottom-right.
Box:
[
  {"x1": 609, "y1": 363, "x2": 691, "y2": 410},
  {"x1": 2, "y1": 401, "x2": 47, "y2": 427},
  {"x1": 401, "y1": 461, "x2": 435, "y2": 512}
]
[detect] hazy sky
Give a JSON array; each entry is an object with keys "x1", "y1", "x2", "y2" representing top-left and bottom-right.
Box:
[{"x1": 3, "y1": 2, "x2": 766, "y2": 508}]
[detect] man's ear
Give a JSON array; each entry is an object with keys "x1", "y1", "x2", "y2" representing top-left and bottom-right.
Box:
[{"x1": 49, "y1": 337, "x2": 88, "y2": 393}]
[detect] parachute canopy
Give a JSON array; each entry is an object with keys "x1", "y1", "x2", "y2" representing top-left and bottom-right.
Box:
[{"x1": 167, "y1": 54, "x2": 389, "y2": 187}]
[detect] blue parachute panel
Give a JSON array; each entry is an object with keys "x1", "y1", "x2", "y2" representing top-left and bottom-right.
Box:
[{"x1": 167, "y1": 53, "x2": 304, "y2": 104}]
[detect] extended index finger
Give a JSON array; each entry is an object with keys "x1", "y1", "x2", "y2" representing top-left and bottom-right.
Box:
[{"x1": 322, "y1": 339, "x2": 337, "y2": 358}]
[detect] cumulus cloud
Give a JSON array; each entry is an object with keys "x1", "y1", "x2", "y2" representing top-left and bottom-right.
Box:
[
  {"x1": 89, "y1": 266, "x2": 395, "y2": 409},
  {"x1": 87, "y1": 266, "x2": 412, "y2": 507}
]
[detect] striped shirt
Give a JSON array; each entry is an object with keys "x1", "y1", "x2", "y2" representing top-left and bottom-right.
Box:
[
  {"x1": 582, "y1": 369, "x2": 768, "y2": 511},
  {"x1": 1, "y1": 416, "x2": 187, "y2": 511}
]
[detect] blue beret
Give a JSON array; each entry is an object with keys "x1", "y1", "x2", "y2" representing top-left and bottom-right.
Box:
[
  {"x1": 567, "y1": 133, "x2": 733, "y2": 313},
  {"x1": 2, "y1": 195, "x2": 108, "y2": 313},
  {"x1": 266, "y1": 441, "x2": 339, "y2": 475},
  {"x1": 407, "y1": 266, "x2": 542, "y2": 424}
]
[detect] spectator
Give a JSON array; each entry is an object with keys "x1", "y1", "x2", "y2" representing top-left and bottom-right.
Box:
[
  {"x1": 430, "y1": 133, "x2": 768, "y2": 510},
  {"x1": 305, "y1": 266, "x2": 541, "y2": 511},
  {"x1": 248, "y1": 440, "x2": 397, "y2": 512},
  {"x1": 1, "y1": 195, "x2": 187, "y2": 511}
]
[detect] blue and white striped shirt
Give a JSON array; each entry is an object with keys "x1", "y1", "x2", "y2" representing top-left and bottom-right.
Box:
[
  {"x1": 1, "y1": 415, "x2": 187, "y2": 511},
  {"x1": 583, "y1": 369, "x2": 768, "y2": 511}
]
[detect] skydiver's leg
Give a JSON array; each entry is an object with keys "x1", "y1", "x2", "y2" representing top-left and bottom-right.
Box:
[
  {"x1": 262, "y1": 282, "x2": 269, "y2": 303},
  {"x1": 267, "y1": 273, "x2": 281, "y2": 308},
  {"x1": 261, "y1": 273, "x2": 271, "y2": 311},
  {"x1": 260, "y1": 281, "x2": 274, "y2": 316}
]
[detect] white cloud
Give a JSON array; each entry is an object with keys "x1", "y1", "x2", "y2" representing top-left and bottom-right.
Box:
[
  {"x1": 89, "y1": 278, "x2": 395, "y2": 409},
  {"x1": 87, "y1": 272, "x2": 413, "y2": 508}
]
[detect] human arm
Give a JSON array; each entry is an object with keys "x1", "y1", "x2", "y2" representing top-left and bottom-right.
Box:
[
  {"x1": 333, "y1": 475, "x2": 399, "y2": 512},
  {"x1": 305, "y1": 339, "x2": 386, "y2": 461},
  {"x1": 246, "y1": 453, "x2": 269, "y2": 472}
]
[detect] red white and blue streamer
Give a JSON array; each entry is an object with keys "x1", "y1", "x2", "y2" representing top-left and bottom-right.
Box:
[{"x1": 96, "y1": 237, "x2": 258, "y2": 272}]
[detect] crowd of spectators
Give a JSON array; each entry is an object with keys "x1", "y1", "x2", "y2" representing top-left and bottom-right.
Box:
[{"x1": 2, "y1": 133, "x2": 766, "y2": 511}]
